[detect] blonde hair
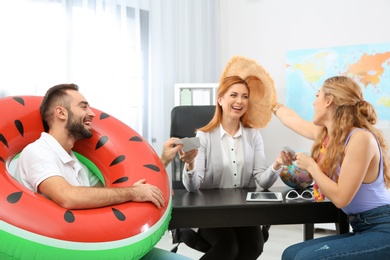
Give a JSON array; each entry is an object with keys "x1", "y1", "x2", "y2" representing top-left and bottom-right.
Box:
[
  {"x1": 198, "y1": 75, "x2": 266, "y2": 132},
  {"x1": 311, "y1": 76, "x2": 390, "y2": 187}
]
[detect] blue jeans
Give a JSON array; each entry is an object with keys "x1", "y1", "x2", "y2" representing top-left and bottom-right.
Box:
[
  {"x1": 141, "y1": 247, "x2": 192, "y2": 260},
  {"x1": 282, "y1": 205, "x2": 390, "y2": 260}
]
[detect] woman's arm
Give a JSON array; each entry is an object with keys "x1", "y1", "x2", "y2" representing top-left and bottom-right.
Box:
[
  {"x1": 252, "y1": 130, "x2": 294, "y2": 190},
  {"x1": 251, "y1": 130, "x2": 279, "y2": 190},
  {"x1": 273, "y1": 103, "x2": 321, "y2": 141},
  {"x1": 182, "y1": 132, "x2": 206, "y2": 192}
]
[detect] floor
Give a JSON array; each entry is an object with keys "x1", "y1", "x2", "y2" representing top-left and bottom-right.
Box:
[{"x1": 155, "y1": 224, "x2": 338, "y2": 260}]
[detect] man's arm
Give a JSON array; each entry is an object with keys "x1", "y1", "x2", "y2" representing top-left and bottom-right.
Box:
[{"x1": 38, "y1": 176, "x2": 165, "y2": 210}]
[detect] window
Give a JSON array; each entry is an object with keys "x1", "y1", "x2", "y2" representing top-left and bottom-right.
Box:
[
  {"x1": 0, "y1": 0, "x2": 150, "y2": 139},
  {"x1": 174, "y1": 83, "x2": 218, "y2": 106}
]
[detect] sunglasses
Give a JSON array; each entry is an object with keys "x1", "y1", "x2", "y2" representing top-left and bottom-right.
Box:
[{"x1": 285, "y1": 189, "x2": 314, "y2": 201}]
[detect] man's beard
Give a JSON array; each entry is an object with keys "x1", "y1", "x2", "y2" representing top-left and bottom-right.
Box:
[{"x1": 66, "y1": 110, "x2": 93, "y2": 140}]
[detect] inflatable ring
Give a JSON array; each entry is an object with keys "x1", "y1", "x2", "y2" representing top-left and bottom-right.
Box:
[{"x1": 0, "y1": 96, "x2": 171, "y2": 259}]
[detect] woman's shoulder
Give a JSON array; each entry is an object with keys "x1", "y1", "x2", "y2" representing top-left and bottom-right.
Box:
[
  {"x1": 349, "y1": 128, "x2": 374, "y2": 139},
  {"x1": 242, "y1": 126, "x2": 261, "y2": 135},
  {"x1": 196, "y1": 128, "x2": 219, "y2": 138},
  {"x1": 241, "y1": 127, "x2": 263, "y2": 142},
  {"x1": 346, "y1": 128, "x2": 377, "y2": 146},
  {"x1": 197, "y1": 126, "x2": 220, "y2": 134}
]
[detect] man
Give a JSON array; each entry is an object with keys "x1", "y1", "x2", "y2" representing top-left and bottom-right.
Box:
[{"x1": 14, "y1": 83, "x2": 190, "y2": 259}]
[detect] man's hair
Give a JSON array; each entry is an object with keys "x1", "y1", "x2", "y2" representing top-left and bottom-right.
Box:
[{"x1": 40, "y1": 83, "x2": 79, "y2": 131}]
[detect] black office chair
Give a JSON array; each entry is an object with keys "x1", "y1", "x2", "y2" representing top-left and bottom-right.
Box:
[
  {"x1": 169, "y1": 105, "x2": 270, "y2": 253},
  {"x1": 170, "y1": 105, "x2": 216, "y2": 189},
  {"x1": 169, "y1": 105, "x2": 215, "y2": 253}
]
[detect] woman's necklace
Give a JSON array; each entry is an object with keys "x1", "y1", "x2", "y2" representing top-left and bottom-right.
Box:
[{"x1": 313, "y1": 135, "x2": 328, "y2": 202}]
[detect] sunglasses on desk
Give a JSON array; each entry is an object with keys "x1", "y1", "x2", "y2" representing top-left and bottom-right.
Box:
[{"x1": 285, "y1": 189, "x2": 314, "y2": 201}]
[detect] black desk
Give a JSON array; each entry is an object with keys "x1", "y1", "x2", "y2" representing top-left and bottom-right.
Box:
[{"x1": 169, "y1": 187, "x2": 350, "y2": 241}]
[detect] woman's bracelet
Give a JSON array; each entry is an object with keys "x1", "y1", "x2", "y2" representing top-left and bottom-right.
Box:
[{"x1": 272, "y1": 102, "x2": 284, "y2": 115}]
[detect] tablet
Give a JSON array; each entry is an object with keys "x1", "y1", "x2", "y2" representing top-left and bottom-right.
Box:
[{"x1": 246, "y1": 192, "x2": 283, "y2": 202}]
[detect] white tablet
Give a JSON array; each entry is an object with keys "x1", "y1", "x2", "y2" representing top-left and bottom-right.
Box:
[{"x1": 246, "y1": 192, "x2": 283, "y2": 202}]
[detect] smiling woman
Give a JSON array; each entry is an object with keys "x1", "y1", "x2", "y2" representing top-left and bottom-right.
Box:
[{"x1": 0, "y1": 96, "x2": 171, "y2": 259}]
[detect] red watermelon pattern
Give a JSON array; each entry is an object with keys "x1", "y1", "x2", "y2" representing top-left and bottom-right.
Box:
[{"x1": 0, "y1": 96, "x2": 171, "y2": 245}]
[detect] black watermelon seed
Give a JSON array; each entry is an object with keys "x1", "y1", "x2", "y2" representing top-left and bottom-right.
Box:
[
  {"x1": 129, "y1": 136, "x2": 142, "y2": 142},
  {"x1": 64, "y1": 210, "x2": 75, "y2": 223},
  {"x1": 7, "y1": 192, "x2": 22, "y2": 203},
  {"x1": 100, "y1": 113, "x2": 110, "y2": 120},
  {"x1": 112, "y1": 176, "x2": 129, "y2": 184},
  {"x1": 14, "y1": 120, "x2": 24, "y2": 137},
  {"x1": 112, "y1": 208, "x2": 126, "y2": 221},
  {"x1": 144, "y1": 164, "x2": 160, "y2": 172},
  {"x1": 0, "y1": 157, "x2": 5, "y2": 164},
  {"x1": 96, "y1": 136, "x2": 108, "y2": 150},
  {"x1": 0, "y1": 134, "x2": 8, "y2": 148},
  {"x1": 13, "y1": 97, "x2": 25, "y2": 106},
  {"x1": 110, "y1": 155, "x2": 125, "y2": 166}
]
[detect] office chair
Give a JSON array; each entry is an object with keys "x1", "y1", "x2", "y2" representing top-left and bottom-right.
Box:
[
  {"x1": 169, "y1": 105, "x2": 270, "y2": 253},
  {"x1": 169, "y1": 105, "x2": 215, "y2": 253},
  {"x1": 170, "y1": 105, "x2": 216, "y2": 189}
]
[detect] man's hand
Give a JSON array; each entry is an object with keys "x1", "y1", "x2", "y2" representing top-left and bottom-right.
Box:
[
  {"x1": 131, "y1": 179, "x2": 165, "y2": 209},
  {"x1": 160, "y1": 138, "x2": 183, "y2": 168}
]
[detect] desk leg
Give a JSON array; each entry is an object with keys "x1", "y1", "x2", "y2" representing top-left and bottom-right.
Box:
[
  {"x1": 303, "y1": 223, "x2": 314, "y2": 241},
  {"x1": 335, "y1": 211, "x2": 350, "y2": 234}
]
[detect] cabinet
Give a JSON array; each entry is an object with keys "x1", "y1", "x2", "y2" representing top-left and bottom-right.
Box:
[{"x1": 174, "y1": 83, "x2": 218, "y2": 106}]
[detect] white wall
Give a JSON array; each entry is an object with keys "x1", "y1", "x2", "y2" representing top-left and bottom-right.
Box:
[{"x1": 217, "y1": 0, "x2": 390, "y2": 171}]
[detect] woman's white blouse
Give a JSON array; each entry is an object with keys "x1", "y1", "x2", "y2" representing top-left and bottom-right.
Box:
[{"x1": 182, "y1": 124, "x2": 280, "y2": 192}]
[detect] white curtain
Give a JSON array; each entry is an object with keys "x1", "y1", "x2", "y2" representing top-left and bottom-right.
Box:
[
  {"x1": 0, "y1": 0, "x2": 220, "y2": 151},
  {"x1": 0, "y1": 0, "x2": 149, "y2": 138},
  {"x1": 149, "y1": 0, "x2": 220, "y2": 154}
]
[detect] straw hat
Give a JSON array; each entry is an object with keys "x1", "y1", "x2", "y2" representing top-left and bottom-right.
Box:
[{"x1": 220, "y1": 55, "x2": 277, "y2": 128}]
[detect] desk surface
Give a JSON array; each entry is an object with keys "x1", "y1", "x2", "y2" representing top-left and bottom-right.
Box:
[{"x1": 169, "y1": 187, "x2": 349, "y2": 240}]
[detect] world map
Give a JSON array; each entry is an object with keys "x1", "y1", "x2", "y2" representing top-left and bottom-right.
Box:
[{"x1": 286, "y1": 43, "x2": 390, "y2": 128}]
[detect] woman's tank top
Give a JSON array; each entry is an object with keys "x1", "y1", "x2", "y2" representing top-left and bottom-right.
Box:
[{"x1": 342, "y1": 128, "x2": 390, "y2": 215}]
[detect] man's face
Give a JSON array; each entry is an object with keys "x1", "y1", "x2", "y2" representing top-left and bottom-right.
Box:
[
  {"x1": 66, "y1": 108, "x2": 93, "y2": 139},
  {"x1": 65, "y1": 90, "x2": 95, "y2": 140}
]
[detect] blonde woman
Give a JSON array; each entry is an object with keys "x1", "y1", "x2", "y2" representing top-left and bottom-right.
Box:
[{"x1": 274, "y1": 76, "x2": 390, "y2": 259}]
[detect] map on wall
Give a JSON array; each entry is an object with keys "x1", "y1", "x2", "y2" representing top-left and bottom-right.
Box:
[{"x1": 286, "y1": 42, "x2": 390, "y2": 129}]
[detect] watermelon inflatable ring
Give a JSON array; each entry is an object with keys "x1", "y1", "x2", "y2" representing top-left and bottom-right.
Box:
[{"x1": 0, "y1": 96, "x2": 171, "y2": 259}]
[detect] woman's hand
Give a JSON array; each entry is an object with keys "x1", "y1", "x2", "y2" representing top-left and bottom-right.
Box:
[
  {"x1": 294, "y1": 152, "x2": 317, "y2": 172},
  {"x1": 273, "y1": 151, "x2": 294, "y2": 170},
  {"x1": 179, "y1": 149, "x2": 198, "y2": 171}
]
